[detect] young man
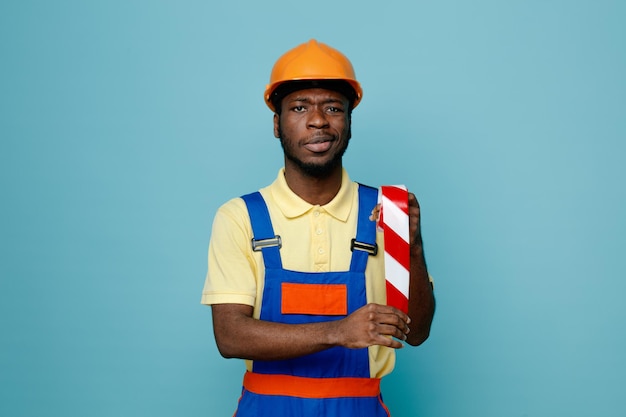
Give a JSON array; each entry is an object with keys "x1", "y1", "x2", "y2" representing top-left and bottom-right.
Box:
[{"x1": 201, "y1": 39, "x2": 435, "y2": 417}]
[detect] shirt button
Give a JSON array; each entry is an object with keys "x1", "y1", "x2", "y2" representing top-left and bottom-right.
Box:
[
  {"x1": 316, "y1": 229, "x2": 323, "y2": 235},
  {"x1": 314, "y1": 211, "x2": 320, "y2": 217},
  {"x1": 318, "y1": 248, "x2": 324, "y2": 254}
]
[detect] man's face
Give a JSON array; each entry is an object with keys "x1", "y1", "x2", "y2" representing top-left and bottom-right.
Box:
[{"x1": 274, "y1": 88, "x2": 351, "y2": 178}]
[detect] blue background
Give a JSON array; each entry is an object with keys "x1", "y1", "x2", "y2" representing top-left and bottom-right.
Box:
[{"x1": 1, "y1": 1, "x2": 625, "y2": 416}]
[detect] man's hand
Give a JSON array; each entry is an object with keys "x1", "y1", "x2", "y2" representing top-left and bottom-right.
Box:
[
  {"x1": 334, "y1": 303, "x2": 411, "y2": 350},
  {"x1": 369, "y1": 192, "x2": 423, "y2": 249}
]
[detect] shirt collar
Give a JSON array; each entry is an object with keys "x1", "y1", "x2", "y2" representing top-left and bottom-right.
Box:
[{"x1": 269, "y1": 168, "x2": 355, "y2": 222}]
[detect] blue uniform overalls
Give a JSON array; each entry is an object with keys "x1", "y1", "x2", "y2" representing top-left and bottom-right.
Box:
[{"x1": 235, "y1": 185, "x2": 391, "y2": 417}]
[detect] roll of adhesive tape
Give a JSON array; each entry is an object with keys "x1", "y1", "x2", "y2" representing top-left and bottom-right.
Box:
[{"x1": 378, "y1": 185, "x2": 410, "y2": 313}]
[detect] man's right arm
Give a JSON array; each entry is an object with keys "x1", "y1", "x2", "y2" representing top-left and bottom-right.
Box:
[{"x1": 211, "y1": 302, "x2": 410, "y2": 361}]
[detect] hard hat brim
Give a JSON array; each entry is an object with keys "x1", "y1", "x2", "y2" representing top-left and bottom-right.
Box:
[{"x1": 265, "y1": 78, "x2": 362, "y2": 112}]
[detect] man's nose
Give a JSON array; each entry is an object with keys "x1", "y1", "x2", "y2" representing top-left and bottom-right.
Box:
[{"x1": 307, "y1": 108, "x2": 330, "y2": 128}]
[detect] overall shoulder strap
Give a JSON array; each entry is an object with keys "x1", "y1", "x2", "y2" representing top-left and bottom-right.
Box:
[
  {"x1": 349, "y1": 184, "x2": 379, "y2": 273},
  {"x1": 240, "y1": 192, "x2": 283, "y2": 269}
]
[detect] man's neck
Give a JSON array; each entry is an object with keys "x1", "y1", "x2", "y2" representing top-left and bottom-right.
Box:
[{"x1": 283, "y1": 165, "x2": 343, "y2": 206}]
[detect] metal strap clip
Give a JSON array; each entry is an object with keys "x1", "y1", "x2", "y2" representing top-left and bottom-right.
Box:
[
  {"x1": 251, "y1": 235, "x2": 282, "y2": 252},
  {"x1": 350, "y1": 238, "x2": 378, "y2": 256}
]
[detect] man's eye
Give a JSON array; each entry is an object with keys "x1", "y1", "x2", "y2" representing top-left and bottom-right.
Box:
[
  {"x1": 292, "y1": 106, "x2": 306, "y2": 112},
  {"x1": 327, "y1": 107, "x2": 343, "y2": 113}
]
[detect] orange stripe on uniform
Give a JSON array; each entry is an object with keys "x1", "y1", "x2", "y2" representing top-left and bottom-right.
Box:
[
  {"x1": 281, "y1": 283, "x2": 347, "y2": 315},
  {"x1": 243, "y1": 372, "x2": 381, "y2": 399}
]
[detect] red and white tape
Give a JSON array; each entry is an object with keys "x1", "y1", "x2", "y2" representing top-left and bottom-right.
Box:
[{"x1": 378, "y1": 185, "x2": 410, "y2": 314}]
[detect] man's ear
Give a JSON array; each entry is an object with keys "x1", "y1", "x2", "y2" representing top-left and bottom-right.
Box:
[{"x1": 273, "y1": 113, "x2": 280, "y2": 138}]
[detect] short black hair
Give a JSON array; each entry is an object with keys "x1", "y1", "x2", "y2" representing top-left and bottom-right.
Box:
[{"x1": 270, "y1": 80, "x2": 357, "y2": 114}]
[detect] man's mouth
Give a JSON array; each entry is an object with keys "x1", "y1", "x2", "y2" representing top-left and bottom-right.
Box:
[{"x1": 304, "y1": 137, "x2": 334, "y2": 153}]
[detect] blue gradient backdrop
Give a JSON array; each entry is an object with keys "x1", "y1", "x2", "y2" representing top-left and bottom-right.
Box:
[{"x1": 1, "y1": 1, "x2": 625, "y2": 416}]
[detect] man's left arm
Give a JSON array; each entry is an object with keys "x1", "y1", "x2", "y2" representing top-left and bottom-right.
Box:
[{"x1": 405, "y1": 192, "x2": 436, "y2": 346}]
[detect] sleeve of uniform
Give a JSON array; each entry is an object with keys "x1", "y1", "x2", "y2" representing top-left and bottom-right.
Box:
[{"x1": 200, "y1": 198, "x2": 258, "y2": 307}]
